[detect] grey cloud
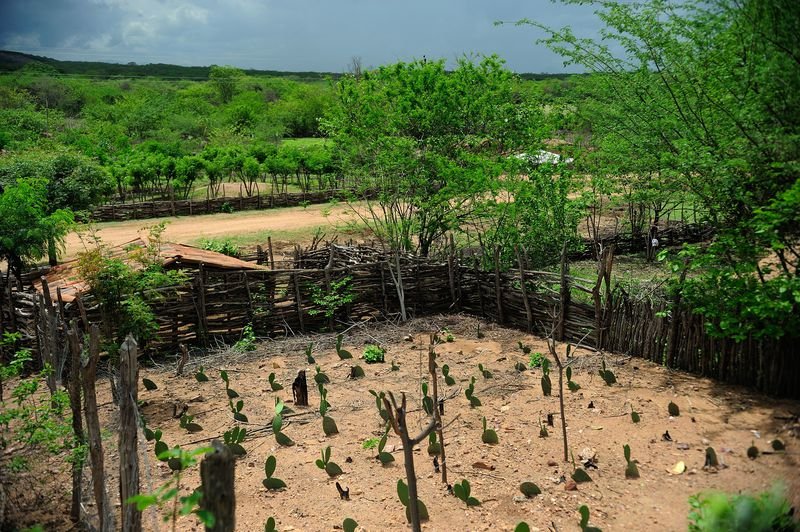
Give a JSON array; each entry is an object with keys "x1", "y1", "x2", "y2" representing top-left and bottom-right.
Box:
[{"x1": 0, "y1": 0, "x2": 605, "y2": 72}]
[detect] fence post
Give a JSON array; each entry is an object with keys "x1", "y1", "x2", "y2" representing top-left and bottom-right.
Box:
[
  {"x1": 66, "y1": 320, "x2": 85, "y2": 524},
  {"x1": 515, "y1": 247, "x2": 533, "y2": 332},
  {"x1": 293, "y1": 273, "x2": 305, "y2": 333},
  {"x1": 493, "y1": 246, "x2": 504, "y2": 323},
  {"x1": 557, "y1": 243, "x2": 570, "y2": 342},
  {"x1": 118, "y1": 334, "x2": 141, "y2": 532},
  {"x1": 200, "y1": 440, "x2": 236, "y2": 532},
  {"x1": 82, "y1": 324, "x2": 115, "y2": 532}
]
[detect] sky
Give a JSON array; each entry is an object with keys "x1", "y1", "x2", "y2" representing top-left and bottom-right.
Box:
[{"x1": 0, "y1": 0, "x2": 606, "y2": 73}]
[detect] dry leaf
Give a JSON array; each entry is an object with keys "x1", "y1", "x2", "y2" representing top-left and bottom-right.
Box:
[{"x1": 670, "y1": 461, "x2": 686, "y2": 475}]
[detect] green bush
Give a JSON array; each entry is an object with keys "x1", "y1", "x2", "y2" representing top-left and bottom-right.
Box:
[
  {"x1": 688, "y1": 485, "x2": 798, "y2": 532},
  {"x1": 199, "y1": 238, "x2": 241, "y2": 258},
  {"x1": 363, "y1": 344, "x2": 385, "y2": 364},
  {"x1": 233, "y1": 324, "x2": 256, "y2": 352}
]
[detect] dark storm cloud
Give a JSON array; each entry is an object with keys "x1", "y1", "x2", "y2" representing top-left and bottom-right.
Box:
[{"x1": 0, "y1": 0, "x2": 605, "y2": 72}]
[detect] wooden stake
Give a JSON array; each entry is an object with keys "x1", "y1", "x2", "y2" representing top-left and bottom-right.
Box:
[
  {"x1": 118, "y1": 334, "x2": 141, "y2": 532},
  {"x1": 200, "y1": 440, "x2": 236, "y2": 532}
]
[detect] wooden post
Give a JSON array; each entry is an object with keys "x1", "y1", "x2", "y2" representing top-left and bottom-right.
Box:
[
  {"x1": 428, "y1": 338, "x2": 447, "y2": 485},
  {"x1": 196, "y1": 265, "x2": 208, "y2": 347},
  {"x1": 256, "y1": 245, "x2": 264, "y2": 265},
  {"x1": 515, "y1": 247, "x2": 533, "y2": 332},
  {"x1": 293, "y1": 273, "x2": 305, "y2": 333},
  {"x1": 557, "y1": 243, "x2": 570, "y2": 342},
  {"x1": 118, "y1": 334, "x2": 141, "y2": 532},
  {"x1": 200, "y1": 440, "x2": 236, "y2": 532},
  {"x1": 66, "y1": 321, "x2": 85, "y2": 524},
  {"x1": 267, "y1": 236, "x2": 275, "y2": 270},
  {"x1": 82, "y1": 325, "x2": 115, "y2": 532},
  {"x1": 493, "y1": 246, "x2": 504, "y2": 323},
  {"x1": 176, "y1": 344, "x2": 189, "y2": 376},
  {"x1": 291, "y1": 370, "x2": 309, "y2": 407}
]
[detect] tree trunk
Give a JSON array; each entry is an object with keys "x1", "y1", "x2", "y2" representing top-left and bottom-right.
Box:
[
  {"x1": 200, "y1": 440, "x2": 236, "y2": 532},
  {"x1": 118, "y1": 334, "x2": 141, "y2": 532}
]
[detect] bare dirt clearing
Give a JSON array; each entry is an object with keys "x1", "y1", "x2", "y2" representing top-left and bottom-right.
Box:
[
  {"x1": 64, "y1": 203, "x2": 366, "y2": 259},
  {"x1": 88, "y1": 316, "x2": 797, "y2": 531}
]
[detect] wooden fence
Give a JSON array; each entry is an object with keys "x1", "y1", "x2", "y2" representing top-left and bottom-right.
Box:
[
  {"x1": 84, "y1": 188, "x2": 359, "y2": 222},
  {"x1": 2, "y1": 244, "x2": 797, "y2": 398}
]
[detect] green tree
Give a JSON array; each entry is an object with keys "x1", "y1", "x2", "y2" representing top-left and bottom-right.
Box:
[
  {"x1": 0, "y1": 178, "x2": 73, "y2": 281},
  {"x1": 209, "y1": 65, "x2": 243, "y2": 104},
  {"x1": 519, "y1": 0, "x2": 800, "y2": 339}
]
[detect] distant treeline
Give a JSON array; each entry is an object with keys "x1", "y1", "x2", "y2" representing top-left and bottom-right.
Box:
[{"x1": 0, "y1": 50, "x2": 575, "y2": 82}]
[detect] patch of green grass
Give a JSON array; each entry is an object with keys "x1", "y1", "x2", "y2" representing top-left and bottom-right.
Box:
[{"x1": 280, "y1": 137, "x2": 329, "y2": 149}]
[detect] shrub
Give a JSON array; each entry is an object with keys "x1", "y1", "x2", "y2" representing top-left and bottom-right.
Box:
[
  {"x1": 199, "y1": 238, "x2": 241, "y2": 258},
  {"x1": 363, "y1": 344, "x2": 385, "y2": 363},
  {"x1": 688, "y1": 485, "x2": 798, "y2": 532}
]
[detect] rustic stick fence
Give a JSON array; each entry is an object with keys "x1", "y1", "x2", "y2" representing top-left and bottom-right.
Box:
[
  {"x1": 84, "y1": 188, "x2": 363, "y2": 223},
  {"x1": 2, "y1": 243, "x2": 797, "y2": 398}
]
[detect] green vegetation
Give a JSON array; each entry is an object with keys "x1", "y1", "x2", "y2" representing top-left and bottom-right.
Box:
[
  {"x1": 363, "y1": 344, "x2": 385, "y2": 364},
  {"x1": 688, "y1": 485, "x2": 797, "y2": 532}
]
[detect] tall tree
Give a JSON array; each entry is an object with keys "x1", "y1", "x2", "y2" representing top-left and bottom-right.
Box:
[{"x1": 519, "y1": 0, "x2": 800, "y2": 339}]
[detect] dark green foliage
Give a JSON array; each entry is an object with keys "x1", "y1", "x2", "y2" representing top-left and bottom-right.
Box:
[
  {"x1": 515, "y1": 524, "x2": 531, "y2": 532},
  {"x1": 272, "y1": 399, "x2": 294, "y2": 446},
  {"x1": 771, "y1": 439, "x2": 785, "y2": 451},
  {"x1": 540, "y1": 358, "x2": 552, "y2": 396},
  {"x1": 369, "y1": 389, "x2": 389, "y2": 422},
  {"x1": 305, "y1": 342, "x2": 315, "y2": 364},
  {"x1": 481, "y1": 417, "x2": 499, "y2": 444},
  {"x1": 179, "y1": 414, "x2": 203, "y2": 433},
  {"x1": 314, "y1": 365, "x2": 330, "y2": 384},
  {"x1": 631, "y1": 410, "x2": 641, "y2": 423},
  {"x1": 142, "y1": 377, "x2": 157, "y2": 391},
  {"x1": 264, "y1": 517, "x2": 277, "y2": 532},
  {"x1": 747, "y1": 444, "x2": 759, "y2": 460},
  {"x1": 442, "y1": 364, "x2": 456, "y2": 386},
  {"x1": 705, "y1": 447, "x2": 719, "y2": 468},
  {"x1": 478, "y1": 363, "x2": 492, "y2": 379},
  {"x1": 566, "y1": 366, "x2": 581, "y2": 391},
  {"x1": 668, "y1": 401, "x2": 680, "y2": 416},
  {"x1": 421, "y1": 382, "x2": 433, "y2": 415},
  {"x1": 317, "y1": 383, "x2": 338, "y2": 435},
  {"x1": 350, "y1": 365, "x2": 365, "y2": 379},
  {"x1": 268, "y1": 372, "x2": 283, "y2": 391},
  {"x1": 623, "y1": 444, "x2": 639, "y2": 479},
  {"x1": 309, "y1": 276, "x2": 354, "y2": 319},
  {"x1": 453, "y1": 479, "x2": 480, "y2": 507},
  {"x1": 316, "y1": 446, "x2": 343, "y2": 477},
  {"x1": 598, "y1": 359, "x2": 616, "y2": 386},
  {"x1": 514, "y1": 361, "x2": 527, "y2": 372},
  {"x1": 194, "y1": 366, "x2": 209, "y2": 382},
  {"x1": 343, "y1": 518, "x2": 358, "y2": 532},
  {"x1": 518, "y1": 341, "x2": 532, "y2": 355},
  {"x1": 579, "y1": 504, "x2": 602, "y2": 532},
  {"x1": 335, "y1": 334, "x2": 353, "y2": 359},
  {"x1": 465, "y1": 377, "x2": 481, "y2": 407},
  {"x1": 519, "y1": 482, "x2": 541, "y2": 498},
  {"x1": 539, "y1": 419, "x2": 548, "y2": 438},
  {"x1": 377, "y1": 425, "x2": 395, "y2": 465},
  {"x1": 223, "y1": 426, "x2": 246, "y2": 456},
  {"x1": 397, "y1": 479, "x2": 430, "y2": 522},
  {"x1": 572, "y1": 468, "x2": 592, "y2": 483},
  {"x1": 262, "y1": 455, "x2": 287, "y2": 490}
]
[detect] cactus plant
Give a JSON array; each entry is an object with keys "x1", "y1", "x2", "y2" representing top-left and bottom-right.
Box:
[
  {"x1": 318, "y1": 383, "x2": 338, "y2": 436},
  {"x1": 519, "y1": 482, "x2": 541, "y2": 498},
  {"x1": 305, "y1": 342, "x2": 315, "y2": 364},
  {"x1": 229, "y1": 398, "x2": 248, "y2": 423},
  {"x1": 223, "y1": 426, "x2": 246, "y2": 456},
  {"x1": 747, "y1": 442, "x2": 759, "y2": 460},
  {"x1": 142, "y1": 377, "x2": 157, "y2": 391},
  {"x1": 397, "y1": 479, "x2": 429, "y2": 523},
  {"x1": 377, "y1": 425, "x2": 394, "y2": 465},
  {"x1": 220, "y1": 370, "x2": 240, "y2": 398},
  {"x1": 598, "y1": 359, "x2": 616, "y2": 386},
  {"x1": 541, "y1": 358, "x2": 552, "y2": 396},
  {"x1": 268, "y1": 373, "x2": 283, "y2": 392},
  {"x1": 623, "y1": 444, "x2": 639, "y2": 479},
  {"x1": 316, "y1": 446, "x2": 343, "y2": 477},
  {"x1": 481, "y1": 417, "x2": 499, "y2": 444},
  {"x1": 264, "y1": 517, "x2": 277, "y2": 532},
  {"x1": 343, "y1": 518, "x2": 358, "y2": 532},
  {"x1": 272, "y1": 399, "x2": 294, "y2": 446},
  {"x1": 465, "y1": 376, "x2": 481, "y2": 407},
  {"x1": 427, "y1": 432, "x2": 441, "y2": 456},
  {"x1": 421, "y1": 382, "x2": 433, "y2": 415},
  {"x1": 179, "y1": 414, "x2": 203, "y2": 433},
  {"x1": 452, "y1": 479, "x2": 480, "y2": 506},
  {"x1": 335, "y1": 333, "x2": 353, "y2": 359},
  {"x1": 194, "y1": 366, "x2": 209, "y2": 382},
  {"x1": 369, "y1": 389, "x2": 390, "y2": 422},
  {"x1": 566, "y1": 366, "x2": 581, "y2": 391},
  {"x1": 571, "y1": 451, "x2": 593, "y2": 483},
  {"x1": 631, "y1": 409, "x2": 641, "y2": 423},
  {"x1": 442, "y1": 364, "x2": 456, "y2": 386},
  {"x1": 539, "y1": 418, "x2": 548, "y2": 438},
  {"x1": 350, "y1": 365, "x2": 365, "y2": 379},
  {"x1": 704, "y1": 446, "x2": 719, "y2": 467},
  {"x1": 262, "y1": 455, "x2": 287, "y2": 490},
  {"x1": 478, "y1": 363, "x2": 492, "y2": 379},
  {"x1": 668, "y1": 401, "x2": 680, "y2": 416},
  {"x1": 772, "y1": 439, "x2": 785, "y2": 451},
  {"x1": 314, "y1": 365, "x2": 329, "y2": 384},
  {"x1": 515, "y1": 524, "x2": 531, "y2": 532},
  {"x1": 579, "y1": 505, "x2": 602, "y2": 532}
]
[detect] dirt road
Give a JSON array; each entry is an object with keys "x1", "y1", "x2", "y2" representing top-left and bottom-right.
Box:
[{"x1": 64, "y1": 203, "x2": 365, "y2": 258}]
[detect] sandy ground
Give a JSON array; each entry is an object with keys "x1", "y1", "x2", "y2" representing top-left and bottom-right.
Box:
[
  {"x1": 18, "y1": 315, "x2": 787, "y2": 532},
  {"x1": 63, "y1": 203, "x2": 365, "y2": 259}
]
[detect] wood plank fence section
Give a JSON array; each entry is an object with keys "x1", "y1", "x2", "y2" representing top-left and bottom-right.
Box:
[
  {"x1": 84, "y1": 188, "x2": 364, "y2": 222},
  {"x1": 3, "y1": 245, "x2": 797, "y2": 398}
]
